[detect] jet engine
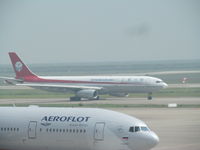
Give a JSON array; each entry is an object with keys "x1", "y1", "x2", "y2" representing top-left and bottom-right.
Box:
[{"x1": 76, "y1": 89, "x2": 99, "y2": 99}]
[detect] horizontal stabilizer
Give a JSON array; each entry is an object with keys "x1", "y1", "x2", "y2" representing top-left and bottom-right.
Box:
[{"x1": 0, "y1": 77, "x2": 23, "y2": 81}]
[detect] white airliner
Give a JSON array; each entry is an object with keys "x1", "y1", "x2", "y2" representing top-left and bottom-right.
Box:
[
  {"x1": 1, "y1": 52, "x2": 168, "y2": 100},
  {"x1": 0, "y1": 106, "x2": 159, "y2": 150}
]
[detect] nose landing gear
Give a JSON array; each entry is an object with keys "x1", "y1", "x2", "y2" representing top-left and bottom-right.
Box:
[{"x1": 147, "y1": 92, "x2": 152, "y2": 100}]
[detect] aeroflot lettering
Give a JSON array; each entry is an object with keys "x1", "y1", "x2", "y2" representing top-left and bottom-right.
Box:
[{"x1": 41, "y1": 116, "x2": 90, "y2": 122}]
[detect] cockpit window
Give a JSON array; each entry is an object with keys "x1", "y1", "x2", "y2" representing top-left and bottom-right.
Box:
[
  {"x1": 129, "y1": 126, "x2": 149, "y2": 132},
  {"x1": 141, "y1": 126, "x2": 149, "y2": 131},
  {"x1": 156, "y1": 80, "x2": 163, "y2": 83},
  {"x1": 129, "y1": 126, "x2": 140, "y2": 132},
  {"x1": 129, "y1": 127, "x2": 134, "y2": 132},
  {"x1": 135, "y1": 126, "x2": 140, "y2": 132}
]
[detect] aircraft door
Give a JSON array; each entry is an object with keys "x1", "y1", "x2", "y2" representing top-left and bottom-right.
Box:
[
  {"x1": 94, "y1": 122, "x2": 105, "y2": 140},
  {"x1": 28, "y1": 121, "x2": 37, "y2": 139}
]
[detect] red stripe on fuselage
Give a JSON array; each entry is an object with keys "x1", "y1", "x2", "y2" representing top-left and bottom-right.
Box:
[{"x1": 20, "y1": 76, "x2": 141, "y2": 85}]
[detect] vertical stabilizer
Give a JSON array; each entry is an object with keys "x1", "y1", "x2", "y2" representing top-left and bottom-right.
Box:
[{"x1": 9, "y1": 52, "x2": 37, "y2": 79}]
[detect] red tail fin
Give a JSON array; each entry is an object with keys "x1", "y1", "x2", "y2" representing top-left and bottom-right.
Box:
[{"x1": 9, "y1": 52, "x2": 37, "y2": 79}]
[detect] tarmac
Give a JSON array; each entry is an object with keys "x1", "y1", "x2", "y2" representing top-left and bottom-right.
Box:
[
  {"x1": 0, "y1": 97, "x2": 199, "y2": 150},
  {"x1": 0, "y1": 97, "x2": 199, "y2": 105}
]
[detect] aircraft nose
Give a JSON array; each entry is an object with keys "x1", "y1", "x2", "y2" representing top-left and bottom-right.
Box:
[
  {"x1": 128, "y1": 131, "x2": 159, "y2": 150},
  {"x1": 147, "y1": 131, "x2": 159, "y2": 148},
  {"x1": 162, "y1": 82, "x2": 168, "y2": 88}
]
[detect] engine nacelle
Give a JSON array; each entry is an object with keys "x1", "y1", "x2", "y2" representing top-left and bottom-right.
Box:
[
  {"x1": 109, "y1": 93, "x2": 129, "y2": 97},
  {"x1": 76, "y1": 89, "x2": 98, "y2": 99}
]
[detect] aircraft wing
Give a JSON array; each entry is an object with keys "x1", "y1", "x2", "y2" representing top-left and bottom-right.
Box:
[
  {"x1": 16, "y1": 83, "x2": 103, "y2": 91},
  {"x1": 0, "y1": 77, "x2": 23, "y2": 84}
]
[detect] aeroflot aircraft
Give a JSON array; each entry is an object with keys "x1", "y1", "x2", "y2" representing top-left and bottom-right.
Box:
[
  {"x1": 0, "y1": 106, "x2": 159, "y2": 150},
  {"x1": 1, "y1": 52, "x2": 168, "y2": 100}
]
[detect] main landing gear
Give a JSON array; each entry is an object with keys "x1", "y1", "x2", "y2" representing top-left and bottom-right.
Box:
[
  {"x1": 70, "y1": 96, "x2": 81, "y2": 101},
  {"x1": 147, "y1": 92, "x2": 152, "y2": 100},
  {"x1": 69, "y1": 96, "x2": 100, "y2": 101}
]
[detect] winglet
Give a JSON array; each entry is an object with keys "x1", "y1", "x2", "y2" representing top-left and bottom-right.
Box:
[{"x1": 9, "y1": 52, "x2": 37, "y2": 79}]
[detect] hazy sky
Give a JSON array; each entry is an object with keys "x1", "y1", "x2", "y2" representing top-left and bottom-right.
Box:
[{"x1": 0, "y1": 0, "x2": 200, "y2": 64}]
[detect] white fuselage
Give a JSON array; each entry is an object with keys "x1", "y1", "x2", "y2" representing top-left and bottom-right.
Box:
[
  {"x1": 33, "y1": 75, "x2": 168, "y2": 94},
  {"x1": 0, "y1": 107, "x2": 159, "y2": 150}
]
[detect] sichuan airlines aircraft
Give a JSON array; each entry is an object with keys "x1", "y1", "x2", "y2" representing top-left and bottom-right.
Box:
[
  {"x1": 1, "y1": 52, "x2": 168, "y2": 100},
  {"x1": 0, "y1": 106, "x2": 159, "y2": 150}
]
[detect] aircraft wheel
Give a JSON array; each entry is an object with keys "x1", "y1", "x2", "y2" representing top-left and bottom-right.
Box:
[
  {"x1": 147, "y1": 93, "x2": 152, "y2": 100},
  {"x1": 148, "y1": 96, "x2": 152, "y2": 100}
]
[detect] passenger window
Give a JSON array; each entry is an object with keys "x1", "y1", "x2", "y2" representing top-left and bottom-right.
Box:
[{"x1": 135, "y1": 126, "x2": 140, "y2": 132}]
